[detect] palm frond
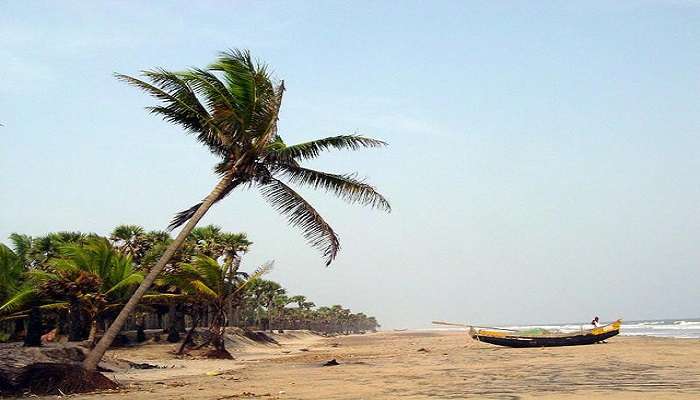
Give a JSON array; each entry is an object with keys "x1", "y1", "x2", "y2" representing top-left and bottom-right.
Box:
[
  {"x1": 141, "y1": 293, "x2": 189, "y2": 304},
  {"x1": 8, "y1": 233, "x2": 33, "y2": 261},
  {"x1": 252, "y1": 261, "x2": 274, "y2": 279},
  {"x1": 275, "y1": 135, "x2": 387, "y2": 162},
  {"x1": 0, "y1": 287, "x2": 36, "y2": 314},
  {"x1": 0, "y1": 243, "x2": 24, "y2": 297},
  {"x1": 259, "y1": 179, "x2": 340, "y2": 266},
  {"x1": 40, "y1": 302, "x2": 68, "y2": 311},
  {"x1": 25, "y1": 269, "x2": 58, "y2": 282},
  {"x1": 179, "y1": 68, "x2": 245, "y2": 127},
  {"x1": 168, "y1": 178, "x2": 244, "y2": 231},
  {"x1": 115, "y1": 72, "x2": 226, "y2": 156},
  {"x1": 277, "y1": 165, "x2": 391, "y2": 212},
  {"x1": 103, "y1": 272, "x2": 144, "y2": 296},
  {"x1": 209, "y1": 49, "x2": 259, "y2": 126},
  {"x1": 233, "y1": 261, "x2": 273, "y2": 295},
  {"x1": 189, "y1": 280, "x2": 219, "y2": 299},
  {"x1": 191, "y1": 256, "x2": 224, "y2": 289},
  {"x1": 252, "y1": 80, "x2": 285, "y2": 150},
  {"x1": 110, "y1": 225, "x2": 145, "y2": 241}
]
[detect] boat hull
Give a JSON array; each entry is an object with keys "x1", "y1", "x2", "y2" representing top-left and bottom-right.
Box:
[{"x1": 474, "y1": 329, "x2": 620, "y2": 348}]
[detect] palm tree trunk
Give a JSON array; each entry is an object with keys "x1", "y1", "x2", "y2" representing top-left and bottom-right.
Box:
[
  {"x1": 175, "y1": 305, "x2": 186, "y2": 332},
  {"x1": 230, "y1": 299, "x2": 240, "y2": 327},
  {"x1": 87, "y1": 319, "x2": 98, "y2": 347},
  {"x1": 166, "y1": 304, "x2": 180, "y2": 342},
  {"x1": 225, "y1": 297, "x2": 233, "y2": 327},
  {"x1": 177, "y1": 314, "x2": 199, "y2": 355},
  {"x1": 83, "y1": 171, "x2": 234, "y2": 371},
  {"x1": 268, "y1": 307, "x2": 274, "y2": 333},
  {"x1": 12, "y1": 319, "x2": 24, "y2": 340},
  {"x1": 23, "y1": 306, "x2": 43, "y2": 347},
  {"x1": 68, "y1": 299, "x2": 83, "y2": 342},
  {"x1": 157, "y1": 311, "x2": 164, "y2": 331}
]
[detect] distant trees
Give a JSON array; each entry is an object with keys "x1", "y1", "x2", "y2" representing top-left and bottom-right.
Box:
[{"x1": 0, "y1": 225, "x2": 380, "y2": 354}]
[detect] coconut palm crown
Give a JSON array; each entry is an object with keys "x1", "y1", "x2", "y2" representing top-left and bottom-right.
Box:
[
  {"x1": 118, "y1": 49, "x2": 390, "y2": 264},
  {"x1": 84, "y1": 49, "x2": 390, "y2": 370}
]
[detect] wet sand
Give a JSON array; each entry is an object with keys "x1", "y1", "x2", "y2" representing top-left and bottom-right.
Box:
[{"x1": 64, "y1": 331, "x2": 700, "y2": 399}]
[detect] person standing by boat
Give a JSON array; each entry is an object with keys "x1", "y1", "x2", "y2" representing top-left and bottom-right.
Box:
[{"x1": 591, "y1": 316, "x2": 608, "y2": 343}]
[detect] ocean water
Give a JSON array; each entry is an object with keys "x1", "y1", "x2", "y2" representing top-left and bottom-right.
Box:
[
  {"x1": 502, "y1": 318, "x2": 700, "y2": 339},
  {"x1": 429, "y1": 318, "x2": 700, "y2": 339}
]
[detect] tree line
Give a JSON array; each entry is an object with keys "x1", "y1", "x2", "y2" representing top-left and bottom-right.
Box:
[{"x1": 0, "y1": 225, "x2": 380, "y2": 357}]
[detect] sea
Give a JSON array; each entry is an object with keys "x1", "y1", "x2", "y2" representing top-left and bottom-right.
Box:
[
  {"x1": 428, "y1": 318, "x2": 700, "y2": 339},
  {"x1": 502, "y1": 318, "x2": 700, "y2": 339}
]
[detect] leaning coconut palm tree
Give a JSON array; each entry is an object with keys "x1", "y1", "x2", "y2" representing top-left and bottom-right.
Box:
[{"x1": 84, "y1": 49, "x2": 390, "y2": 370}]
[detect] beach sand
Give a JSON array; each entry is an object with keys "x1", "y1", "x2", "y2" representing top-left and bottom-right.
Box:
[{"x1": 58, "y1": 330, "x2": 700, "y2": 399}]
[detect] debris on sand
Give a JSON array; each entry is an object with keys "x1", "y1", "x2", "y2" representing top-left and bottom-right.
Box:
[
  {"x1": 322, "y1": 359, "x2": 340, "y2": 366},
  {"x1": 129, "y1": 361, "x2": 164, "y2": 370},
  {"x1": 217, "y1": 392, "x2": 272, "y2": 399},
  {"x1": 299, "y1": 348, "x2": 310, "y2": 352},
  {"x1": 417, "y1": 348, "x2": 430, "y2": 353}
]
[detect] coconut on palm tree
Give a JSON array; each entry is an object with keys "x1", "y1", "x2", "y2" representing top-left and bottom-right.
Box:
[{"x1": 84, "y1": 49, "x2": 390, "y2": 370}]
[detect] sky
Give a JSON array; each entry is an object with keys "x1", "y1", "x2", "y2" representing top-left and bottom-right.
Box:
[{"x1": 1, "y1": 1, "x2": 699, "y2": 328}]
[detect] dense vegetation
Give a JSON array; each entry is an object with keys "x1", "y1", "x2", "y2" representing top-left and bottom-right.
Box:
[{"x1": 0, "y1": 225, "x2": 380, "y2": 356}]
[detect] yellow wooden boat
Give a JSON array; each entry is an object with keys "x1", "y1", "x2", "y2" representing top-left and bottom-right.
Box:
[{"x1": 471, "y1": 320, "x2": 622, "y2": 348}]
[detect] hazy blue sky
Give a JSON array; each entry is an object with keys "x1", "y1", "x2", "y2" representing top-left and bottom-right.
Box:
[{"x1": 2, "y1": 1, "x2": 699, "y2": 328}]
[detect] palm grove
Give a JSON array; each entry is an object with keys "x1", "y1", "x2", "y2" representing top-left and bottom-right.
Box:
[
  {"x1": 0, "y1": 50, "x2": 389, "y2": 372},
  {"x1": 0, "y1": 226, "x2": 380, "y2": 355}
]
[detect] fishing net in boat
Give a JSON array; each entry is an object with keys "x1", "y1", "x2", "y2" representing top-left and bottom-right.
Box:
[{"x1": 516, "y1": 328, "x2": 560, "y2": 336}]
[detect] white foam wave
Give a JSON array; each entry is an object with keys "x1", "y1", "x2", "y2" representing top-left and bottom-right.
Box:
[
  {"x1": 673, "y1": 320, "x2": 700, "y2": 326},
  {"x1": 426, "y1": 319, "x2": 700, "y2": 339}
]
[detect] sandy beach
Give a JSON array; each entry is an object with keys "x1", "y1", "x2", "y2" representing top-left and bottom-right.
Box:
[{"x1": 33, "y1": 330, "x2": 700, "y2": 400}]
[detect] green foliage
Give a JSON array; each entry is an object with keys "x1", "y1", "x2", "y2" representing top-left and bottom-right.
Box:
[
  {"x1": 117, "y1": 49, "x2": 390, "y2": 265},
  {"x1": 0, "y1": 244, "x2": 24, "y2": 303},
  {"x1": 1, "y1": 225, "x2": 380, "y2": 339},
  {"x1": 0, "y1": 236, "x2": 144, "y2": 326}
]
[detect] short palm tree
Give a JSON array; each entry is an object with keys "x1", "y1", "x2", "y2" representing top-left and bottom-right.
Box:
[
  {"x1": 166, "y1": 255, "x2": 271, "y2": 357},
  {"x1": 247, "y1": 278, "x2": 286, "y2": 330},
  {"x1": 1, "y1": 244, "x2": 53, "y2": 343},
  {"x1": 43, "y1": 238, "x2": 144, "y2": 343},
  {"x1": 0, "y1": 244, "x2": 25, "y2": 306},
  {"x1": 84, "y1": 49, "x2": 390, "y2": 370},
  {"x1": 110, "y1": 225, "x2": 147, "y2": 263},
  {"x1": 8, "y1": 231, "x2": 90, "y2": 270}
]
